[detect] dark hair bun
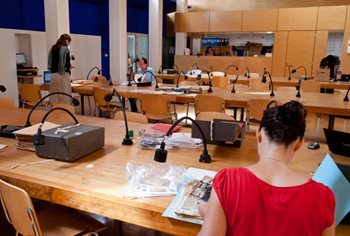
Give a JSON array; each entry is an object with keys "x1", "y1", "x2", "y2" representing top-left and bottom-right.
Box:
[{"x1": 278, "y1": 100, "x2": 307, "y2": 126}]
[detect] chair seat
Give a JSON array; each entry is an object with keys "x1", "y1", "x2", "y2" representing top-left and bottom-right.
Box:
[
  {"x1": 145, "y1": 113, "x2": 172, "y2": 121},
  {"x1": 36, "y1": 203, "x2": 106, "y2": 236},
  {"x1": 97, "y1": 104, "x2": 122, "y2": 113}
]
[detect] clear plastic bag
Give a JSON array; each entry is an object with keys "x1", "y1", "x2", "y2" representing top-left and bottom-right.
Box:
[
  {"x1": 136, "y1": 127, "x2": 202, "y2": 150},
  {"x1": 117, "y1": 162, "x2": 187, "y2": 199}
]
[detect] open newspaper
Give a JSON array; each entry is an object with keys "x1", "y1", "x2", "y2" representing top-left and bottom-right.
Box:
[{"x1": 171, "y1": 175, "x2": 213, "y2": 223}]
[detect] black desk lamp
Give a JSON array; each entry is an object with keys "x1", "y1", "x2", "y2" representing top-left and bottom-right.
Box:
[
  {"x1": 224, "y1": 65, "x2": 238, "y2": 77},
  {"x1": 295, "y1": 79, "x2": 302, "y2": 98},
  {"x1": 344, "y1": 86, "x2": 350, "y2": 102},
  {"x1": 104, "y1": 88, "x2": 133, "y2": 145},
  {"x1": 189, "y1": 63, "x2": 199, "y2": 75},
  {"x1": 158, "y1": 65, "x2": 163, "y2": 74},
  {"x1": 86, "y1": 66, "x2": 100, "y2": 80},
  {"x1": 287, "y1": 65, "x2": 294, "y2": 80},
  {"x1": 97, "y1": 68, "x2": 113, "y2": 86},
  {"x1": 34, "y1": 107, "x2": 78, "y2": 145},
  {"x1": 0, "y1": 85, "x2": 6, "y2": 92},
  {"x1": 137, "y1": 71, "x2": 159, "y2": 88},
  {"x1": 25, "y1": 92, "x2": 79, "y2": 127},
  {"x1": 244, "y1": 67, "x2": 250, "y2": 78},
  {"x1": 262, "y1": 67, "x2": 267, "y2": 80},
  {"x1": 176, "y1": 71, "x2": 188, "y2": 88},
  {"x1": 291, "y1": 66, "x2": 307, "y2": 81},
  {"x1": 208, "y1": 66, "x2": 213, "y2": 76},
  {"x1": 261, "y1": 71, "x2": 275, "y2": 97},
  {"x1": 231, "y1": 74, "x2": 239, "y2": 93},
  {"x1": 154, "y1": 116, "x2": 211, "y2": 163},
  {"x1": 197, "y1": 70, "x2": 212, "y2": 92}
]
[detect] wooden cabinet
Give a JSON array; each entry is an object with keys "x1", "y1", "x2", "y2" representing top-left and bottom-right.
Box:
[
  {"x1": 209, "y1": 11, "x2": 242, "y2": 32},
  {"x1": 242, "y1": 9, "x2": 278, "y2": 32},
  {"x1": 317, "y1": 6, "x2": 347, "y2": 30},
  {"x1": 175, "y1": 12, "x2": 209, "y2": 33},
  {"x1": 278, "y1": 7, "x2": 318, "y2": 31},
  {"x1": 312, "y1": 31, "x2": 328, "y2": 74},
  {"x1": 272, "y1": 31, "x2": 288, "y2": 77}
]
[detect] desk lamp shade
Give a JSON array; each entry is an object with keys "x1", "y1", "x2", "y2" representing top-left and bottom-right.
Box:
[
  {"x1": 25, "y1": 92, "x2": 79, "y2": 127},
  {"x1": 0, "y1": 85, "x2": 6, "y2": 92},
  {"x1": 154, "y1": 116, "x2": 211, "y2": 163}
]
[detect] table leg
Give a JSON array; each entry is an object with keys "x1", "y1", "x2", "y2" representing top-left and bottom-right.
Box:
[
  {"x1": 113, "y1": 219, "x2": 122, "y2": 236},
  {"x1": 80, "y1": 94, "x2": 85, "y2": 115},
  {"x1": 328, "y1": 115, "x2": 335, "y2": 130}
]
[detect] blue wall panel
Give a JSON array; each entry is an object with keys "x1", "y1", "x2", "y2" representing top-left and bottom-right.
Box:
[{"x1": 69, "y1": 0, "x2": 99, "y2": 35}]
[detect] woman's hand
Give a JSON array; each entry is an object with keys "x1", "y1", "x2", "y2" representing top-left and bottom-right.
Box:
[{"x1": 198, "y1": 202, "x2": 209, "y2": 219}]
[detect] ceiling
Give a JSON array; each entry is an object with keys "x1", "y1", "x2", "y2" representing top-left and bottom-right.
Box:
[{"x1": 74, "y1": 0, "x2": 177, "y2": 14}]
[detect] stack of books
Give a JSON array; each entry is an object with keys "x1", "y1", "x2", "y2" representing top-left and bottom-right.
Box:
[{"x1": 13, "y1": 122, "x2": 60, "y2": 152}]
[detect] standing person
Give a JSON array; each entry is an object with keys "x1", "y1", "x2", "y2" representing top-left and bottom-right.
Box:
[
  {"x1": 320, "y1": 55, "x2": 340, "y2": 80},
  {"x1": 226, "y1": 46, "x2": 237, "y2": 56},
  {"x1": 48, "y1": 34, "x2": 75, "y2": 105},
  {"x1": 204, "y1": 46, "x2": 214, "y2": 56},
  {"x1": 137, "y1": 57, "x2": 155, "y2": 81},
  {"x1": 197, "y1": 100, "x2": 335, "y2": 236}
]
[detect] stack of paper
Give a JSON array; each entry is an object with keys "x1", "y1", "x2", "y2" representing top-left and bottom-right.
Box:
[
  {"x1": 13, "y1": 122, "x2": 60, "y2": 152},
  {"x1": 72, "y1": 79, "x2": 94, "y2": 85}
]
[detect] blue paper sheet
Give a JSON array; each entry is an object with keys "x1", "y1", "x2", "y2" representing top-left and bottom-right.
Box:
[{"x1": 312, "y1": 153, "x2": 350, "y2": 227}]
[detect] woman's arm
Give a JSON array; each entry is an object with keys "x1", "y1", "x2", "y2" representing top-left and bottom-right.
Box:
[
  {"x1": 322, "y1": 223, "x2": 335, "y2": 236},
  {"x1": 197, "y1": 189, "x2": 227, "y2": 236}
]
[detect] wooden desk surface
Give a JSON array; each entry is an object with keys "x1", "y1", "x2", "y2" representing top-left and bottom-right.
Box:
[{"x1": 0, "y1": 108, "x2": 350, "y2": 235}]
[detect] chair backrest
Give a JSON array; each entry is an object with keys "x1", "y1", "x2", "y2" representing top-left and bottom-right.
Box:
[
  {"x1": 91, "y1": 75, "x2": 107, "y2": 82},
  {"x1": 276, "y1": 87, "x2": 303, "y2": 93},
  {"x1": 247, "y1": 99, "x2": 282, "y2": 121},
  {"x1": 52, "y1": 103, "x2": 75, "y2": 115},
  {"x1": 141, "y1": 94, "x2": 170, "y2": 115},
  {"x1": 196, "y1": 111, "x2": 235, "y2": 121},
  {"x1": 93, "y1": 87, "x2": 108, "y2": 107},
  {"x1": 0, "y1": 179, "x2": 42, "y2": 236},
  {"x1": 211, "y1": 71, "x2": 225, "y2": 77},
  {"x1": 195, "y1": 94, "x2": 225, "y2": 114},
  {"x1": 18, "y1": 84, "x2": 42, "y2": 102},
  {"x1": 212, "y1": 76, "x2": 229, "y2": 88},
  {"x1": 114, "y1": 111, "x2": 148, "y2": 124},
  {"x1": 301, "y1": 80, "x2": 320, "y2": 93},
  {"x1": 0, "y1": 98, "x2": 16, "y2": 108},
  {"x1": 250, "y1": 78, "x2": 268, "y2": 90}
]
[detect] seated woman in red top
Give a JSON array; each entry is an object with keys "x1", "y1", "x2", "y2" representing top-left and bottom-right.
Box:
[{"x1": 197, "y1": 100, "x2": 335, "y2": 236}]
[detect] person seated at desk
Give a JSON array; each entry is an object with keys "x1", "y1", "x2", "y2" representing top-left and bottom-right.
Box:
[
  {"x1": 205, "y1": 46, "x2": 215, "y2": 56},
  {"x1": 197, "y1": 101, "x2": 335, "y2": 236},
  {"x1": 225, "y1": 46, "x2": 238, "y2": 56},
  {"x1": 320, "y1": 55, "x2": 340, "y2": 80},
  {"x1": 137, "y1": 57, "x2": 155, "y2": 81}
]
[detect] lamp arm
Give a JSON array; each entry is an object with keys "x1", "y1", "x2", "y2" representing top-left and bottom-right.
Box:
[
  {"x1": 176, "y1": 71, "x2": 185, "y2": 88},
  {"x1": 98, "y1": 68, "x2": 113, "y2": 85},
  {"x1": 158, "y1": 65, "x2": 163, "y2": 74},
  {"x1": 163, "y1": 116, "x2": 208, "y2": 151},
  {"x1": 26, "y1": 92, "x2": 78, "y2": 127},
  {"x1": 86, "y1": 66, "x2": 100, "y2": 80},
  {"x1": 112, "y1": 89, "x2": 129, "y2": 135},
  {"x1": 344, "y1": 86, "x2": 350, "y2": 101},
  {"x1": 224, "y1": 65, "x2": 238, "y2": 76},
  {"x1": 267, "y1": 72, "x2": 274, "y2": 96},
  {"x1": 143, "y1": 71, "x2": 159, "y2": 88}
]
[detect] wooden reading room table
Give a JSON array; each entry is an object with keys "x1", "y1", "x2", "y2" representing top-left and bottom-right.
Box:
[{"x1": 0, "y1": 108, "x2": 350, "y2": 235}]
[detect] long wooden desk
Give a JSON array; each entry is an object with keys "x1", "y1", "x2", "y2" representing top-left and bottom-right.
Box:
[
  {"x1": 61, "y1": 82, "x2": 350, "y2": 130},
  {"x1": 0, "y1": 108, "x2": 350, "y2": 235}
]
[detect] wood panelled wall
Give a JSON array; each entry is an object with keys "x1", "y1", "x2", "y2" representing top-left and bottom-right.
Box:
[{"x1": 173, "y1": 5, "x2": 350, "y2": 75}]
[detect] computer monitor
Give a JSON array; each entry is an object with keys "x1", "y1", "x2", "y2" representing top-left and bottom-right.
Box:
[
  {"x1": 16, "y1": 53, "x2": 27, "y2": 65},
  {"x1": 260, "y1": 46, "x2": 273, "y2": 55}
]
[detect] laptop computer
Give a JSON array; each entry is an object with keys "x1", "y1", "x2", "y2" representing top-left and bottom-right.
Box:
[
  {"x1": 340, "y1": 74, "x2": 350, "y2": 82},
  {"x1": 315, "y1": 69, "x2": 330, "y2": 82},
  {"x1": 43, "y1": 71, "x2": 51, "y2": 86},
  {"x1": 324, "y1": 128, "x2": 350, "y2": 158}
]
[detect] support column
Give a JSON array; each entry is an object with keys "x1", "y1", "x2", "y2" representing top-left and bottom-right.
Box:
[
  {"x1": 175, "y1": 0, "x2": 188, "y2": 55},
  {"x1": 110, "y1": 0, "x2": 127, "y2": 81},
  {"x1": 44, "y1": 0, "x2": 70, "y2": 54},
  {"x1": 149, "y1": 0, "x2": 163, "y2": 71}
]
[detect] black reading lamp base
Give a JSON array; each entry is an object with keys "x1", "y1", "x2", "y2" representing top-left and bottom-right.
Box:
[
  {"x1": 208, "y1": 87, "x2": 213, "y2": 93},
  {"x1": 123, "y1": 135, "x2": 133, "y2": 145},
  {"x1": 296, "y1": 93, "x2": 301, "y2": 98},
  {"x1": 270, "y1": 92, "x2": 275, "y2": 97},
  {"x1": 199, "y1": 150, "x2": 211, "y2": 163},
  {"x1": 344, "y1": 97, "x2": 349, "y2": 102}
]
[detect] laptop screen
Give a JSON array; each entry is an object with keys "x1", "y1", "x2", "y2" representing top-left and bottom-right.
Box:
[
  {"x1": 324, "y1": 128, "x2": 350, "y2": 158},
  {"x1": 44, "y1": 71, "x2": 51, "y2": 82}
]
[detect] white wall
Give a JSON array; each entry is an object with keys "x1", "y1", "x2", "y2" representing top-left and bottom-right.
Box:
[
  {"x1": 0, "y1": 29, "x2": 101, "y2": 107},
  {"x1": 70, "y1": 34, "x2": 101, "y2": 80}
]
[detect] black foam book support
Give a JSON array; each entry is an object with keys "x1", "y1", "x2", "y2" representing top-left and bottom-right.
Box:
[
  {"x1": 0, "y1": 125, "x2": 24, "y2": 139},
  {"x1": 191, "y1": 119, "x2": 246, "y2": 147}
]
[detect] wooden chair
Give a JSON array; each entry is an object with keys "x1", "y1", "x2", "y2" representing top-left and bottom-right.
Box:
[
  {"x1": 301, "y1": 81, "x2": 320, "y2": 93},
  {"x1": 211, "y1": 71, "x2": 225, "y2": 77},
  {"x1": 114, "y1": 111, "x2": 148, "y2": 124},
  {"x1": 0, "y1": 179, "x2": 106, "y2": 236},
  {"x1": 247, "y1": 99, "x2": 282, "y2": 131},
  {"x1": 18, "y1": 84, "x2": 48, "y2": 109},
  {"x1": 249, "y1": 73, "x2": 260, "y2": 78},
  {"x1": 93, "y1": 87, "x2": 122, "y2": 118},
  {"x1": 196, "y1": 111, "x2": 235, "y2": 121},
  {"x1": 52, "y1": 103, "x2": 75, "y2": 115},
  {"x1": 250, "y1": 78, "x2": 268, "y2": 90},
  {"x1": 0, "y1": 98, "x2": 16, "y2": 108},
  {"x1": 212, "y1": 76, "x2": 229, "y2": 88},
  {"x1": 140, "y1": 94, "x2": 176, "y2": 123},
  {"x1": 195, "y1": 94, "x2": 225, "y2": 116}
]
